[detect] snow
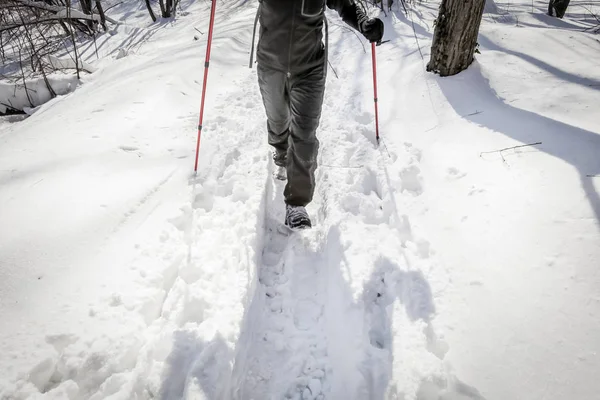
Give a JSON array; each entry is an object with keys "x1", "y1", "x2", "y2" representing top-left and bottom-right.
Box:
[
  {"x1": 0, "y1": 75, "x2": 80, "y2": 115},
  {"x1": 1, "y1": 1, "x2": 600, "y2": 399}
]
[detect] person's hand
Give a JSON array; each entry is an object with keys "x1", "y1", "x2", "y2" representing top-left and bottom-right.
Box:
[{"x1": 361, "y1": 18, "x2": 384, "y2": 43}]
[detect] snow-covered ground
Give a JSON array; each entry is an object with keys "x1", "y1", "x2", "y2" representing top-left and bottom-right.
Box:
[{"x1": 1, "y1": 1, "x2": 599, "y2": 399}]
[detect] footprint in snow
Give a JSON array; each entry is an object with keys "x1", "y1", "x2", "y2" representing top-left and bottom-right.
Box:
[
  {"x1": 193, "y1": 192, "x2": 214, "y2": 212},
  {"x1": 119, "y1": 145, "x2": 140, "y2": 154},
  {"x1": 404, "y1": 142, "x2": 422, "y2": 162},
  {"x1": 468, "y1": 186, "x2": 486, "y2": 196},
  {"x1": 447, "y1": 166, "x2": 467, "y2": 180},
  {"x1": 355, "y1": 112, "x2": 372, "y2": 126},
  {"x1": 109, "y1": 293, "x2": 123, "y2": 307},
  {"x1": 46, "y1": 333, "x2": 79, "y2": 353},
  {"x1": 400, "y1": 165, "x2": 423, "y2": 195},
  {"x1": 285, "y1": 371, "x2": 325, "y2": 400},
  {"x1": 293, "y1": 299, "x2": 323, "y2": 331}
]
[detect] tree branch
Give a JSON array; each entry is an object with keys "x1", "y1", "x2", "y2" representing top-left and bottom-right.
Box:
[{"x1": 480, "y1": 142, "x2": 542, "y2": 164}]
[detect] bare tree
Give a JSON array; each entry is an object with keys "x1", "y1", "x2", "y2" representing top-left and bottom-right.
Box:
[
  {"x1": 95, "y1": 0, "x2": 107, "y2": 31},
  {"x1": 426, "y1": 0, "x2": 486, "y2": 77},
  {"x1": 0, "y1": 0, "x2": 115, "y2": 113},
  {"x1": 548, "y1": 0, "x2": 571, "y2": 18},
  {"x1": 145, "y1": 0, "x2": 157, "y2": 22},
  {"x1": 79, "y1": 0, "x2": 93, "y2": 30}
]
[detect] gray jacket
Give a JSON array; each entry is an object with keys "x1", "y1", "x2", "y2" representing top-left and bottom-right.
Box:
[{"x1": 252, "y1": 0, "x2": 368, "y2": 74}]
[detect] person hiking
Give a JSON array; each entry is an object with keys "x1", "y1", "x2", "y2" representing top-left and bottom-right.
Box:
[{"x1": 251, "y1": 0, "x2": 384, "y2": 230}]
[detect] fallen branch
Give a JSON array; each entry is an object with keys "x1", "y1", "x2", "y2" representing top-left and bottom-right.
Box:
[
  {"x1": 480, "y1": 142, "x2": 542, "y2": 164},
  {"x1": 0, "y1": 101, "x2": 24, "y2": 115},
  {"x1": 0, "y1": 14, "x2": 104, "y2": 34},
  {"x1": 328, "y1": 60, "x2": 339, "y2": 79},
  {"x1": 9, "y1": 1, "x2": 117, "y2": 26},
  {"x1": 320, "y1": 164, "x2": 363, "y2": 169},
  {"x1": 14, "y1": 0, "x2": 71, "y2": 14},
  {"x1": 104, "y1": 2, "x2": 123, "y2": 14}
]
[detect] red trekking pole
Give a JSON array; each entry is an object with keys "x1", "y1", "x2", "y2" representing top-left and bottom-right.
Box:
[
  {"x1": 194, "y1": 0, "x2": 217, "y2": 172},
  {"x1": 371, "y1": 42, "x2": 380, "y2": 144}
]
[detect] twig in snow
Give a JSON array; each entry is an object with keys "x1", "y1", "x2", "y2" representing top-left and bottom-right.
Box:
[
  {"x1": 328, "y1": 60, "x2": 339, "y2": 79},
  {"x1": 480, "y1": 142, "x2": 542, "y2": 164},
  {"x1": 320, "y1": 164, "x2": 363, "y2": 169},
  {"x1": 104, "y1": 2, "x2": 123, "y2": 14},
  {"x1": 400, "y1": 0, "x2": 407, "y2": 14},
  {"x1": 194, "y1": 27, "x2": 203, "y2": 35},
  {"x1": 406, "y1": 3, "x2": 425, "y2": 60},
  {"x1": 587, "y1": 174, "x2": 599, "y2": 178},
  {"x1": 379, "y1": 136, "x2": 392, "y2": 158}
]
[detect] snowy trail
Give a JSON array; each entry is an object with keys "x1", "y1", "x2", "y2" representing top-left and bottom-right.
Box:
[
  {"x1": 3, "y1": 1, "x2": 600, "y2": 399},
  {"x1": 234, "y1": 173, "x2": 330, "y2": 400},
  {"x1": 230, "y1": 12, "x2": 482, "y2": 397}
]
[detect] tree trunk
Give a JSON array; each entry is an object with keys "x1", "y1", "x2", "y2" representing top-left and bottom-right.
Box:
[
  {"x1": 426, "y1": 0, "x2": 486, "y2": 77},
  {"x1": 80, "y1": 0, "x2": 92, "y2": 14},
  {"x1": 95, "y1": 0, "x2": 106, "y2": 30},
  {"x1": 80, "y1": 0, "x2": 93, "y2": 30},
  {"x1": 144, "y1": 0, "x2": 157, "y2": 22},
  {"x1": 548, "y1": 0, "x2": 570, "y2": 18},
  {"x1": 158, "y1": 0, "x2": 167, "y2": 18}
]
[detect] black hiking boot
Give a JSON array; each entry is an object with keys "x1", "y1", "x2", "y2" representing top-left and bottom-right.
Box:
[
  {"x1": 285, "y1": 204, "x2": 312, "y2": 230},
  {"x1": 274, "y1": 165, "x2": 287, "y2": 181}
]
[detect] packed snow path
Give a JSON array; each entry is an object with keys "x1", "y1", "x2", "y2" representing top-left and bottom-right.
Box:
[
  {"x1": 2, "y1": 1, "x2": 600, "y2": 400},
  {"x1": 230, "y1": 41, "x2": 461, "y2": 398}
]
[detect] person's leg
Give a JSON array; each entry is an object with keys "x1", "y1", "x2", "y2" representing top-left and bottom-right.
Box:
[
  {"x1": 257, "y1": 64, "x2": 291, "y2": 167},
  {"x1": 285, "y1": 63, "x2": 327, "y2": 207}
]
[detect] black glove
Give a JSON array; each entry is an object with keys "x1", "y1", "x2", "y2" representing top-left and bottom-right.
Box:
[{"x1": 360, "y1": 18, "x2": 384, "y2": 44}]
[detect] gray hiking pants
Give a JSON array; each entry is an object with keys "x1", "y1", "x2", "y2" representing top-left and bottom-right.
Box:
[{"x1": 257, "y1": 62, "x2": 326, "y2": 207}]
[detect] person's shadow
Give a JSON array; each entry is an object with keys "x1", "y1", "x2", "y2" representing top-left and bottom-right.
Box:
[
  {"x1": 157, "y1": 219, "x2": 486, "y2": 400},
  {"x1": 325, "y1": 226, "x2": 486, "y2": 400}
]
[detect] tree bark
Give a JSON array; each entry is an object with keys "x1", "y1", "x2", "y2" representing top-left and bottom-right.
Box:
[
  {"x1": 548, "y1": 0, "x2": 570, "y2": 18},
  {"x1": 158, "y1": 0, "x2": 167, "y2": 18},
  {"x1": 144, "y1": 0, "x2": 156, "y2": 22},
  {"x1": 79, "y1": 0, "x2": 93, "y2": 31},
  {"x1": 426, "y1": 0, "x2": 486, "y2": 77},
  {"x1": 79, "y1": 0, "x2": 91, "y2": 14},
  {"x1": 95, "y1": 0, "x2": 106, "y2": 30}
]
